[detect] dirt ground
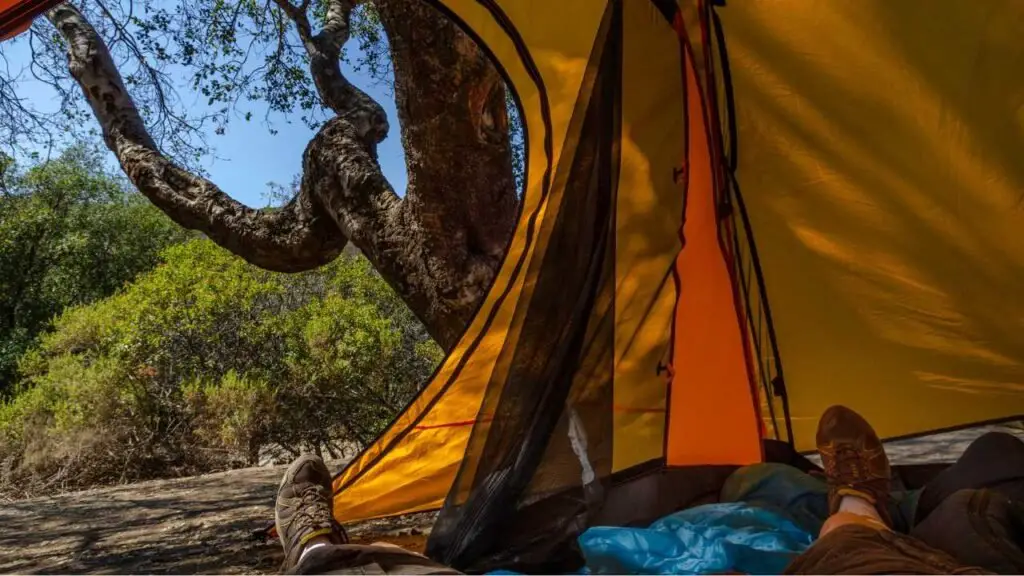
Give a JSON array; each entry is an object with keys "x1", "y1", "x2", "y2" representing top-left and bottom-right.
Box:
[
  {"x1": 1, "y1": 425, "x2": 1021, "y2": 574},
  {"x1": 0, "y1": 459, "x2": 435, "y2": 575}
]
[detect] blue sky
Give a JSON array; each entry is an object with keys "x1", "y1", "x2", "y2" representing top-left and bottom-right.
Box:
[{"x1": 1, "y1": 32, "x2": 407, "y2": 208}]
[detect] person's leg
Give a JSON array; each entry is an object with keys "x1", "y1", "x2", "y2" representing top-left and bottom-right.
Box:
[
  {"x1": 784, "y1": 406, "x2": 988, "y2": 575},
  {"x1": 911, "y1": 488, "x2": 1024, "y2": 574},
  {"x1": 274, "y1": 454, "x2": 460, "y2": 575},
  {"x1": 291, "y1": 542, "x2": 462, "y2": 575},
  {"x1": 818, "y1": 493, "x2": 890, "y2": 536},
  {"x1": 275, "y1": 453, "x2": 347, "y2": 572},
  {"x1": 915, "y1": 431, "x2": 1024, "y2": 524}
]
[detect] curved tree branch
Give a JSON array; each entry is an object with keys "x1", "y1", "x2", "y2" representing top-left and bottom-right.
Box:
[
  {"x1": 47, "y1": 2, "x2": 345, "y2": 273},
  {"x1": 273, "y1": 0, "x2": 387, "y2": 141},
  {"x1": 47, "y1": 0, "x2": 518, "y2": 351},
  {"x1": 278, "y1": 0, "x2": 478, "y2": 348}
]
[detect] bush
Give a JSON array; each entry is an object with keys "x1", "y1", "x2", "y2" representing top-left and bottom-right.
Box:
[
  {"x1": 0, "y1": 240, "x2": 440, "y2": 496},
  {"x1": 184, "y1": 371, "x2": 276, "y2": 468},
  {"x1": 0, "y1": 355, "x2": 146, "y2": 493},
  {"x1": 0, "y1": 147, "x2": 190, "y2": 392}
]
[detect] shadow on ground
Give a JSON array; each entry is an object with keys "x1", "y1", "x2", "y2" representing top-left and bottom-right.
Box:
[{"x1": 0, "y1": 465, "x2": 286, "y2": 574}]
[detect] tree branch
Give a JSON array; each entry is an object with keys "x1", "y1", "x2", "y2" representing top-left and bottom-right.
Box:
[
  {"x1": 46, "y1": 2, "x2": 345, "y2": 273},
  {"x1": 45, "y1": 1, "x2": 455, "y2": 348},
  {"x1": 46, "y1": 0, "x2": 518, "y2": 351},
  {"x1": 272, "y1": 0, "x2": 387, "y2": 142}
]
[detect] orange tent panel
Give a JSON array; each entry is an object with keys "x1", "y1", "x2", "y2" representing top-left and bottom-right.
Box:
[
  {"x1": 0, "y1": 0, "x2": 62, "y2": 40},
  {"x1": 665, "y1": 16, "x2": 762, "y2": 467}
]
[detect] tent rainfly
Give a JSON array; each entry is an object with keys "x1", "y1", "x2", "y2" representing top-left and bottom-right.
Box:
[
  {"x1": 0, "y1": 0, "x2": 61, "y2": 39},
  {"x1": 5, "y1": 0, "x2": 1023, "y2": 572},
  {"x1": 328, "y1": 0, "x2": 1024, "y2": 570}
]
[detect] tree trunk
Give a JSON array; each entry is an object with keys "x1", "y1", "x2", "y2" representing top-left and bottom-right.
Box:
[
  {"x1": 47, "y1": 0, "x2": 518, "y2": 351},
  {"x1": 375, "y1": 0, "x2": 518, "y2": 348}
]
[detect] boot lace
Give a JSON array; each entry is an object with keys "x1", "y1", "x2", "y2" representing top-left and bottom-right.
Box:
[
  {"x1": 832, "y1": 444, "x2": 877, "y2": 481},
  {"x1": 295, "y1": 485, "x2": 333, "y2": 532}
]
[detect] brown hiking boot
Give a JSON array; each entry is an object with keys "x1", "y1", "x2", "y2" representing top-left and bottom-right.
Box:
[
  {"x1": 275, "y1": 454, "x2": 346, "y2": 571},
  {"x1": 816, "y1": 405, "x2": 893, "y2": 527}
]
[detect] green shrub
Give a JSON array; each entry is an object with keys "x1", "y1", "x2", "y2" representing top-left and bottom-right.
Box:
[
  {"x1": 0, "y1": 147, "x2": 190, "y2": 392},
  {"x1": 184, "y1": 371, "x2": 276, "y2": 468},
  {"x1": 0, "y1": 355, "x2": 148, "y2": 492},
  {"x1": 0, "y1": 239, "x2": 440, "y2": 496}
]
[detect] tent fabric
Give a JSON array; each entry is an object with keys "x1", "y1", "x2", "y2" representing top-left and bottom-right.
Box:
[
  {"x1": 713, "y1": 0, "x2": 1024, "y2": 449},
  {"x1": 332, "y1": 0, "x2": 626, "y2": 525},
  {"x1": 331, "y1": 1, "x2": 1024, "y2": 568},
  {"x1": 331, "y1": 0, "x2": 777, "y2": 548},
  {"x1": 332, "y1": 0, "x2": 768, "y2": 533},
  {"x1": 429, "y1": 1, "x2": 624, "y2": 563},
  {"x1": 0, "y1": 0, "x2": 61, "y2": 40},
  {"x1": 666, "y1": 8, "x2": 762, "y2": 467}
]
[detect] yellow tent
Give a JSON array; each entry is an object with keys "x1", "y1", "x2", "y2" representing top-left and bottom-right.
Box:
[{"x1": 328, "y1": 0, "x2": 1024, "y2": 570}]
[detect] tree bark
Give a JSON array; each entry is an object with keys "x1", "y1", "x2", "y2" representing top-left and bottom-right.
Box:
[
  {"x1": 47, "y1": 0, "x2": 518, "y2": 351},
  {"x1": 376, "y1": 0, "x2": 518, "y2": 347}
]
